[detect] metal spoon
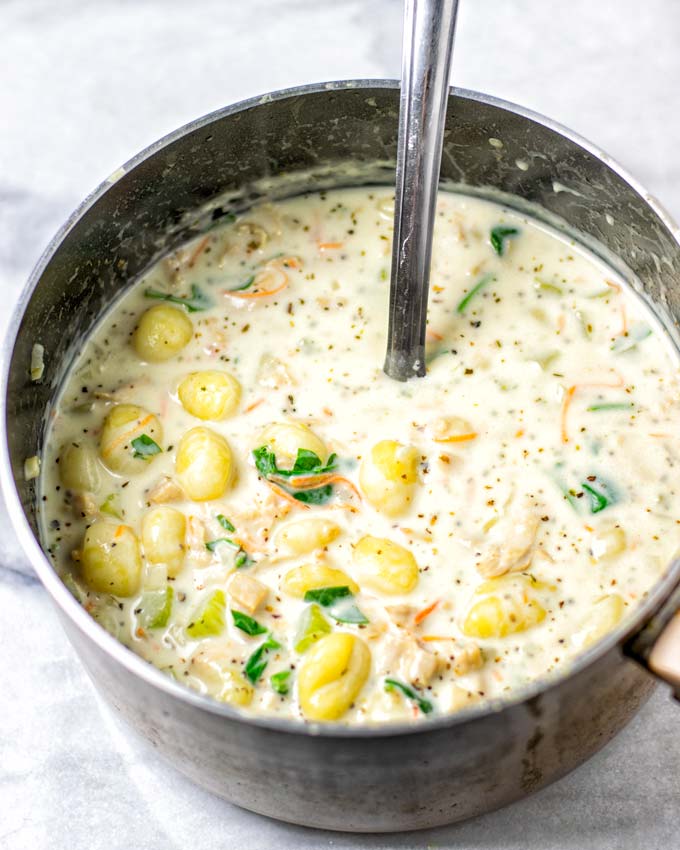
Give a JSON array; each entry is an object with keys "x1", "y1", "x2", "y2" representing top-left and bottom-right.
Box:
[{"x1": 384, "y1": 0, "x2": 460, "y2": 381}]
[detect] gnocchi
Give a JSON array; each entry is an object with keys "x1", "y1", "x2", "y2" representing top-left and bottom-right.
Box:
[
  {"x1": 352, "y1": 535, "x2": 419, "y2": 595},
  {"x1": 298, "y1": 633, "x2": 371, "y2": 721},
  {"x1": 178, "y1": 370, "x2": 242, "y2": 420},
  {"x1": 175, "y1": 426, "x2": 235, "y2": 501},
  {"x1": 99, "y1": 404, "x2": 163, "y2": 475},
  {"x1": 133, "y1": 304, "x2": 193, "y2": 362},
  {"x1": 80, "y1": 521, "x2": 142, "y2": 596},
  {"x1": 359, "y1": 440, "x2": 419, "y2": 516},
  {"x1": 141, "y1": 506, "x2": 186, "y2": 578}
]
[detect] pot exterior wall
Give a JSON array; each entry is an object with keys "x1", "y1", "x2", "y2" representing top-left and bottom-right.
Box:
[{"x1": 61, "y1": 608, "x2": 653, "y2": 831}]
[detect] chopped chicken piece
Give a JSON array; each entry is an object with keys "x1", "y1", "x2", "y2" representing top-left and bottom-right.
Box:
[
  {"x1": 147, "y1": 475, "x2": 184, "y2": 504},
  {"x1": 228, "y1": 572, "x2": 268, "y2": 614},
  {"x1": 475, "y1": 500, "x2": 540, "y2": 578},
  {"x1": 383, "y1": 636, "x2": 443, "y2": 687},
  {"x1": 186, "y1": 516, "x2": 211, "y2": 566},
  {"x1": 256, "y1": 353, "x2": 297, "y2": 389},
  {"x1": 451, "y1": 642, "x2": 484, "y2": 676}
]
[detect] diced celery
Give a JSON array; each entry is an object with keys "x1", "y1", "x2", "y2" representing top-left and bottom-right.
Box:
[
  {"x1": 186, "y1": 589, "x2": 226, "y2": 638},
  {"x1": 100, "y1": 493, "x2": 123, "y2": 519},
  {"x1": 294, "y1": 603, "x2": 331, "y2": 653},
  {"x1": 138, "y1": 586, "x2": 173, "y2": 630}
]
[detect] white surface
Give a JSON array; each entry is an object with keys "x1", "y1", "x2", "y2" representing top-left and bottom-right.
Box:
[{"x1": 2, "y1": 0, "x2": 680, "y2": 847}]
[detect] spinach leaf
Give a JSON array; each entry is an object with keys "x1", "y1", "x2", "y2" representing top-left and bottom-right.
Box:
[
  {"x1": 490, "y1": 225, "x2": 520, "y2": 256},
  {"x1": 304, "y1": 586, "x2": 352, "y2": 606},
  {"x1": 131, "y1": 434, "x2": 162, "y2": 459},
  {"x1": 231, "y1": 610, "x2": 267, "y2": 636},
  {"x1": 253, "y1": 446, "x2": 337, "y2": 479},
  {"x1": 456, "y1": 273, "x2": 495, "y2": 314},
  {"x1": 304, "y1": 586, "x2": 369, "y2": 625},
  {"x1": 244, "y1": 635, "x2": 281, "y2": 683},
  {"x1": 217, "y1": 514, "x2": 236, "y2": 533},
  {"x1": 384, "y1": 678, "x2": 433, "y2": 714},
  {"x1": 270, "y1": 670, "x2": 291, "y2": 695}
]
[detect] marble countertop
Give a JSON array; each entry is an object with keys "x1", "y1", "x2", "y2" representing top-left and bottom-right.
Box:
[{"x1": 2, "y1": 1, "x2": 680, "y2": 847}]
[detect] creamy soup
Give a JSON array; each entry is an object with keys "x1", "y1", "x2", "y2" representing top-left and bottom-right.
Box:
[{"x1": 39, "y1": 189, "x2": 680, "y2": 724}]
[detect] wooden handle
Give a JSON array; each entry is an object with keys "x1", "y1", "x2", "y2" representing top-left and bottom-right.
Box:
[{"x1": 649, "y1": 612, "x2": 680, "y2": 689}]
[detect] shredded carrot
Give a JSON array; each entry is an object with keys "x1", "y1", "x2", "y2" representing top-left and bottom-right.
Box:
[
  {"x1": 136, "y1": 627, "x2": 146, "y2": 638},
  {"x1": 584, "y1": 524, "x2": 594, "y2": 532},
  {"x1": 101, "y1": 413, "x2": 155, "y2": 458},
  {"x1": 619, "y1": 302, "x2": 628, "y2": 336},
  {"x1": 433, "y1": 433, "x2": 477, "y2": 444},
  {"x1": 557, "y1": 313, "x2": 566, "y2": 333},
  {"x1": 561, "y1": 375, "x2": 625, "y2": 442},
  {"x1": 420, "y1": 635, "x2": 457, "y2": 642},
  {"x1": 277, "y1": 472, "x2": 362, "y2": 501},
  {"x1": 244, "y1": 398, "x2": 265, "y2": 413},
  {"x1": 650, "y1": 432, "x2": 672, "y2": 438},
  {"x1": 187, "y1": 236, "x2": 209, "y2": 267},
  {"x1": 264, "y1": 480, "x2": 310, "y2": 509},
  {"x1": 605, "y1": 279, "x2": 622, "y2": 293},
  {"x1": 114, "y1": 525, "x2": 126, "y2": 539},
  {"x1": 322, "y1": 407, "x2": 334, "y2": 417},
  {"x1": 225, "y1": 256, "x2": 298, "y2": 300},
  {"x1": 426, "y1": 328, "x2": 443, "y2": 342},
  {"x1": 227, "y1": 278, "x2": 288, "y2": 300},
  {"x1": 492, "y1": 669, "x2": 504, "y2": 682},
  {"x1": 515, "y1": 428, "x2": 525, "y2": 438},
  {"x1": 317, "y1": 241, "x2": 344, "y2": 251},
  {"x1": 432, "y1": 285, "x2": 445, "y2": 294},
  {"x1": 414, "y1": 599, "x2": 440, "y2": 626}
]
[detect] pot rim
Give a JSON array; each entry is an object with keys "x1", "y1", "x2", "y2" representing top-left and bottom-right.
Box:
[{"x1": 3, "y1": 78, "x2": 680, "y2": 739}]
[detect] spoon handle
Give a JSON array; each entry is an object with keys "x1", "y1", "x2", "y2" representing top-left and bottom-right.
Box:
[{"x1": 384, "y1": 0, "x2": 459, "y2": 381}]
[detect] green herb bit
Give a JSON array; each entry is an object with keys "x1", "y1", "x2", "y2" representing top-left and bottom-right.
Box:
[
  {"x1": 217, "y1": 514, "x2": 236, "y2": 533},
  {"x1": 586, "y1": 402, "x2": 634, "y2": 412},
  {"x1": 138, "y1": 586, "x2": 173, "y2": 630},
  {"x1": 294, "y1": 604, "x2": 331, "y2": 653},
  {"x1": 100, "y1": 493, "x2": 123, "y2": 519},
  {"x1": 270, "y1": 670, "x2": 291, "y2": 695},
  {"x1": 581, "y1": 479, "x2": 617, "y2": 514},
  {"x1": 456, "y1": 273, "x2": 495, "y2": 314},
  {"x1": 490, "y1": 225, "x2": 520, "y2": 256},
  {"x1": 533, "y1": 277, "x2": 563, "y2": 296},
  {"x1": 231, "y1": 609, "x2": 267, "y2": 636},
  {"x1": 244, "y1": 634, "x2": 281, "y2": 683},
  {"x1": 143, "y1": 283, "x2": 213, "y2": 313},
  {"x1": 131, "y1": 434, "x2": 162, "y2": 460},
  {"x1": 186, "y1": 589, "x2": 226, "y2": 638},
  {"x1": 611, "y1": 322, "x2": 652, "y2": 353},
  {"x1": 205, "y1": 537, "x2": 237, "y2": 552},
  {"x1": 384, "y1": 678, "x2": 433, "y2": 715}
]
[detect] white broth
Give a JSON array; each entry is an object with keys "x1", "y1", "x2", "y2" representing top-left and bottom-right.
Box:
[{"x1": 39, "y1": 188, "x2": 680, "y2": 724}]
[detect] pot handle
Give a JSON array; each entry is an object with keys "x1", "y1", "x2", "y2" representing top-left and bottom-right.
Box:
[{"x1": 625, "y1": 581, "x2": 680, "y2": 700}]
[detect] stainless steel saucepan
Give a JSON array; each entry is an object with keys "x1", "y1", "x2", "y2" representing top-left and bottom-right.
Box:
[{"x1": 3, "y1": 81, "x2": 680, "y2": 832}]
